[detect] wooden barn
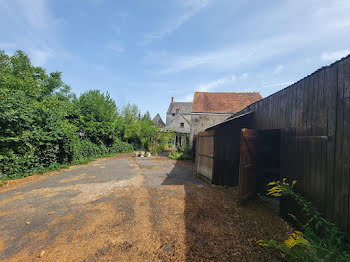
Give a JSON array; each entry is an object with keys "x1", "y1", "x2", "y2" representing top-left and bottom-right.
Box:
[{"x1": 196, "y1": 55, "x2": 350, "y2": 234}]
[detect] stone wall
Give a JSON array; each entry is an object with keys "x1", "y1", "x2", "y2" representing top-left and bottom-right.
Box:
[
  {"x1": 166, "y1": 113, "x2": 191, "y2": 126},
  {"x1": 166, "y1": 113, "x2": 191, "y2": 134},
  {"x1": 190, "y1": 113, "x2": 231, "y2": 146}
]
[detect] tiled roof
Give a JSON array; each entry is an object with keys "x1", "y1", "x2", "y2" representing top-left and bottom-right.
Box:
[
  {"x1": 167, "y1": 102, "x2": 193, "y2": 114},
  {"x1": 192, "y1": 92, "x2": 262, "y2": 114}
]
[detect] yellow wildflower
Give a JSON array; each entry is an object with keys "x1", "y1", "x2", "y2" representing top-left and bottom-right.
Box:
[
  {"x1": 288, "y1": 213, "x2": 297, "y2": 220},
  {"x1": 292, "y1": 180, "x2": 297, "y2": 185},
  {"x1": 284, "y1": 237, "x2": 297, "y2": 248},
  {"x1": 284, "y1": 231, "x2": 309, "y2": 248},
  {"x1": 257, "y1": 240, "x2": 268, "y2": 247},
  {"x1": 271, "y1": 193, "x2": 282, "y2": 197}
]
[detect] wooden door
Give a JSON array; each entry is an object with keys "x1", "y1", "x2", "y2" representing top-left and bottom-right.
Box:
[{"x1": 238, "y1": 128, "x2": 258, "y2": 204}]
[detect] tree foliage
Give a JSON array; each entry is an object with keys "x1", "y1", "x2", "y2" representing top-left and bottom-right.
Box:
[{"x1": 0, "y1": 50, "x2": 165, "y2": 181}]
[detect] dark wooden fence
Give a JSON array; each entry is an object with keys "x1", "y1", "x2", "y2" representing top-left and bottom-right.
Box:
[
  {"x1": 211, "y1": 113, "x2": 253, "y2": 186},
  {"x1": 235, "y1": 55, "x2": 350, "y2": 233},
  {"x1": 196, "y1": 55, "x2": 350, "y2": 234}
]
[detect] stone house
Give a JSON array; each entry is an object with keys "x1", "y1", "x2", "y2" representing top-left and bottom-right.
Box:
[
  {"x1": 152, "y1": 113, "x2": 165, "y2": 127},
  {"x1": 165, "y1": 97, "x2": 192, "y2": 147},
  {"x1": 190, "y1": 92, "x2": 262, "y2": 146}
]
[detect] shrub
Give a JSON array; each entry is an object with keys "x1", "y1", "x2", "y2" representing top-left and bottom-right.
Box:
[
  {"x1": 110, "y1": 137, "x2": 134, "y2": 154},
  {"x1": 168, "y1": 145, "x2": 192, "y2": 160},
  {"x1": 168, "y1": 150, "x2": 183, "y2": 160},
  {"x1": 258, "y1": 179, "x2": 350, "y2": 261}
]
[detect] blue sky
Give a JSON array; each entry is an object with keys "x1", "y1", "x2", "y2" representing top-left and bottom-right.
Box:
[{"x1": 1, "y1": 0, "x2": 350, "y2": 120}]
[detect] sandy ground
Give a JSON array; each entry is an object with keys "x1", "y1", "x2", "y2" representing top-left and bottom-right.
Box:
[{"x1": 0, "y1": 154, "x2": 292, "y2": 261}]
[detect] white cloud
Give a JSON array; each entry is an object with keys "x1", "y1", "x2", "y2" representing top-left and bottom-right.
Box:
[
  {"x1": 30, "y1": 48, "x2": 54, "y2": 66},
  {"x1": 153, "y1": 34, "x2": 298, "y2": 75},
  {"x1": 183, "y1": 94, "x2": 194, "y2": 102},
  {"x1": 321, "y1": 49, "x2": 350, "y2": 62},
  {"x1": 141, "y1": 0, "x2": 212, "y2": 45},
  {"x1": 14, "y1": 0, "x2": 53, "y2": 30},
  {"x1": 273, "y1": 65, "x2": 284, "y2": 74},
  {"x1": 197, "y1": 73, "x2": 248, "y2": 92},
  {"x1": 106, "y1": 42, "x2": 125, "y2": 55},
  {"x1": 0, "y1": 43, "x2": 16, "y2": 54},
  {"x1": 112, "y1": 25, "x2": 121, "y2": 34},
  {"x1": 198, "y1": 77, "x2": 229, "y2": 92},
  {"x1": 263, "y1": 82, "x2": 293, "y2": 88},
  {"x1": 180, "y1": 72, "x2": 248, "y2": 102},
  {"x1": 0, "y1": 0, "x2": 65, "y2": 66},
  {"x1": 90, "y1": 0, "x2": 104, "y2": 5},
  {"x1": 240, "y1": 73, "x2": 248, "y2": 79}
]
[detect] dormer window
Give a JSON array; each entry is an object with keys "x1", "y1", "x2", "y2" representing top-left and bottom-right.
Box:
[
  {"x1": 176, "y1": 108, "x2": 179, "y2": 114},
  {"x1": 180, "y1": 123, "x2": 184, "y2": 128}
]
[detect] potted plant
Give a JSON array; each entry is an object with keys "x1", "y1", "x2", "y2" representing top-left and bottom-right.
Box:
[
  {"x1": 146, "y1": 152, "x2": 151, "y2": 157},
  {"x1": 140, "y1": 151, "x2": 145, "y2": 157}
]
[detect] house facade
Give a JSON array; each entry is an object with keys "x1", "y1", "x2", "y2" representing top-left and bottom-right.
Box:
[
  {"x1": 190, "y1": 92, "x2": 262, "y2": 146},
  {"x1": 165, "y1": 97, "x2": 192, "y2": 147},
  {"x1": 152, "y1": 113, "x2": 165, "y2": 127}
]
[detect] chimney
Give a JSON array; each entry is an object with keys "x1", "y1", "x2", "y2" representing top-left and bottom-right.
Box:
[{"x1": 171, "y1": 97, "x2": 174, "y2": 102}]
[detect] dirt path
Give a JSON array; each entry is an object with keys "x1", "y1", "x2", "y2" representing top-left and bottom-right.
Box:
[{"x1": 0, "y1": 155, "x2": 292, "y2": 261}]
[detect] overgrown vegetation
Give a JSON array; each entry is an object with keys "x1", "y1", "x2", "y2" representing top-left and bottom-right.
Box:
[
  {"x1": 0, "y1": 50, "x2": 166, "y2": 183},
  {"x1": 168, "y1": 145, "x2": 192, "y2": 160},
  {"x1": 258, "y1": 179, "x2": 350, "y2": 261}
]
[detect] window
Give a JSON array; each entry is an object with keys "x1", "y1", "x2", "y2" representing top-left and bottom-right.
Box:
[
  {"x1": 180, "y1": 123, "x2": 184, "y2": 128},
  {"x1": 176, "y1": 108, "x2": 179, "y2": 114},
  {"x1": 172, "y1": 113, "x2": 175, "y2": 117}
]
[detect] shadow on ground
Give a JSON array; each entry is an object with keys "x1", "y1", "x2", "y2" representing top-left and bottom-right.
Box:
[
  {"x1": 161, "y1": 160, "x2": 292, "y2": 261},
  {"x1": 0, "y1": 155, "x2": 292, "y2": 261}
]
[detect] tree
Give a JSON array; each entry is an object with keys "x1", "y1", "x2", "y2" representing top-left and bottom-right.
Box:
[
  {"x1": 74, "y1": 90, "x2": 118, "y2": 146},
  {"x1": 142, "y1": 111, "x2": 152, "y2": 121},
  {"x1": 0, "y1": 50, "x2": 77, "y2": 177}
]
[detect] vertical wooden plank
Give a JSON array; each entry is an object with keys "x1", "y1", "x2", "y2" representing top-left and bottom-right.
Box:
[
  {"x1": 291, "y1": 84, "x2": 297, "y2": 132},
  {"x1": 299, "y1": 78, "x2": 307, "y2": 190},
  {"x1": 302, "y1": 77, "x2": 309, "y2": 136},
  {"x1": 284, "y1": 89, "x2": 289, "y2": 128},
  {"x1": 277, "y1": 91, "x2": 282, "y2": 129},
  {"x1": 311, "y1": 73, "x2": 319, "y2": 201},
  {"x1": 266, "y1": 96, "x2": 270, "y2": 129},
  {"x1": 334, "y1": 60, "x2": 344, "y2": 227},
  {"x1": 317, "y1": 70, "x2": 326, "y2": 213},
  {"x1": 312, "y1": 71, "x2": 321, "y2": 210},
  {"x1": 271, "y1": 94, "x2": 275, "y2": 129},
  {"x1": 325, "y1": 64, "x2": 337, "y2": 220},
  {"x1": 342, "y1": 58, "x2": 350, "y2": 233},
  {"x1": 297, "y1": 80, "x2": 304, "y2": 136},
  {"x1": 304, "y1": 75, "x2": 313, "y2": 196},
  {"x1": 291, "y1": 83, "x2": 298, "y2": 134},
  {"x1": 312, "y1": 72, "x2": 320, "y2": 136}
]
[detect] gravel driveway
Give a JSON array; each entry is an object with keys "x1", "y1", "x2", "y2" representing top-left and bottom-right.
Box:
[{"x1": 0, "y1": 154, "x2": 291, "y2": 261}]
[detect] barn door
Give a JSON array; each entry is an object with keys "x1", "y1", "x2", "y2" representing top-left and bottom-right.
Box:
[{"x1": 238, "y1": 128, "x2": 258, "y2": 205}]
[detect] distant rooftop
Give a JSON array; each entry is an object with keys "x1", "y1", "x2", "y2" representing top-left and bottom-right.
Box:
[
  {"x1": 152, "y1": 113, "x2": 165, "y2": 127},
  {"x1": 166, "y1": 97, "x2": 192, "y2": 114},
  {"x1": 192, "y1": 92, "x2": 262, "y2": 114}
]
